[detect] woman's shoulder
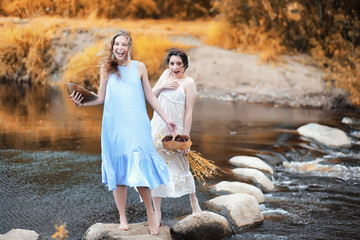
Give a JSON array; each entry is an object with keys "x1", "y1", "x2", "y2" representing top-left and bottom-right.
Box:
[
  {"x1": 135, "y1": 61, "x2": 146, "y2": 73},
  {"x1": 135, "y1": 60, "x2": 145, "y2": 68},
  {"x1": 184, "y1": 76, "x2": 196, "y2": 85},
  {"x1": 155, "y1": 69, "x2": 169, "y2": 80},
  {"x1": 183, "y1": 76, "x2": 197, "y2": 92}
]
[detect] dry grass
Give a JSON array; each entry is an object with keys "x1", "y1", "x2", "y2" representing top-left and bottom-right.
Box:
[
  {"x1": 0, "y1": 16, "x2": 207, "y2": 87},
  {"x1": 0, "y1": 20, "x2": 56, "y2": 84},
  {"x1": 206, "y1": 21, "x2": 286, "y2": 62},
  {"x1": 133, "y1": 33, "x2": 189, "y2": 79},
  {"x1": 62, "y1": 42, "x2": 102, "y2": 91},
  {"x1": 187, "y1": 150, "x2": 223, "y2": 185},
  {"x1": 0, "y1": 0, "x2": 212, "y2": 19}
]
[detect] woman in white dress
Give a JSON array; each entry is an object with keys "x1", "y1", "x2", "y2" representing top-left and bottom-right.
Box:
[{"x1": 150, "y1": 48, "x2": 201, "y2": 225}]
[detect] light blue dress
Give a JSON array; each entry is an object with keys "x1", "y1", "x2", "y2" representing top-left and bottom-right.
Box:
[{"x1": 101, "y1": 60, "x2": 169, "y2": 191}]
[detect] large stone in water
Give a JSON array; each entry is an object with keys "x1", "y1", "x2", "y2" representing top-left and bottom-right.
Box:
[
  {"x1": 213, "y1": 181, "x2": 265, "y2": 203},
  {"x1": 172, "y1": 211, "x2": 233, "y2": 240},
  {"x1": 232, "y1": 168, "x2": 275, "y2": 192},
  {"x1": 83, "y1": 222, "x2": 171, "y2": 240},
  {"x1": 297, "y1": 123, "x2": 351, "y2": 148},
  {"x1": 0, "y1": 229, "x2": 39, "y2": 240},
  {"x1": 207, "y1": 193, "x2": 264, "y2": 227},
  {"x1": 229, "y1": 156, "x2": 274, "y2": 174}
]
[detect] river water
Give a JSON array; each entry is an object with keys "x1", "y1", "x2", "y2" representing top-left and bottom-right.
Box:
[{"x1": 0, "y1": 83, "x2": 359, "y2": 240}]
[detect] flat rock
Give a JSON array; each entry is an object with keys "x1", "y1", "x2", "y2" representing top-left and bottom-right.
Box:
[
  {"x1": 213, "y1": 181, "x2": 265, "y2": 203},
  {"x1": 229, "y1": 156, "x2": 274, "y2": 174},
  {"x1": 297, "y1": 123, "x2": 351, "y2": 148},
  {"x1": 0, "y1": 229, "x2": 39, "y2": 240},
  {"x1": 232, "y1": 168, "x2": 275, "y2": 192},
  {"x1": 207, "y1": 193, "x2": 263, "y2": 227},
  {"x1": 83, "y1": 222, "x2": 171, "y2": 240}
]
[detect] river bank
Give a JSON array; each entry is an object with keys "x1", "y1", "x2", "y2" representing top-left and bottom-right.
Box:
[
  {"x1": 1, "y1": 17, "x2": 352, "y2": 110},
  {"x1": 31, "y1": 20, "x2": 350, "y2": 110}
]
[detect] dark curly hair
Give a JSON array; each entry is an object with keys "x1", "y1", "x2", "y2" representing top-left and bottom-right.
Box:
[{"x1": 165, "y1": 48, "x2": 189, "y2": 71}]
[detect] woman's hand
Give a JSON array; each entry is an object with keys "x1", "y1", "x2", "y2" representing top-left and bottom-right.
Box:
[
  {"x1": 165, "y1": 121, "x2": 177, "y2": 136},
  {"x1": 161, "y1": 79, "x2": 179, "y2": 91},
  {"x1": 69, "y1": 91, "x2": 84, "y2": 107}
]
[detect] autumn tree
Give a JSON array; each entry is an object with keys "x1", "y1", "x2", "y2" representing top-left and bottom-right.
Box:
[
  {"x1": 0, "y1": 0, "x2": 213, "y2": 19},
  {"x1": 156, "y1": 0, "x2": 212, "y2": 19}
]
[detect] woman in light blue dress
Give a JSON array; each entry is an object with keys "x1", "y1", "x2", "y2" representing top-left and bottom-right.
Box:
[{"x1": 70, "y1": 31, "x2": 176, "y2": 235}]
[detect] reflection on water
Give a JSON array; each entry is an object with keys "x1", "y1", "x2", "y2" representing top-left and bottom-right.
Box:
[
  {"x1": 1, "y1": 83, "x2": 360, "y2": 239},
  {"x1": 0, "y1": 83, "x2": 102, "y2": 153}
]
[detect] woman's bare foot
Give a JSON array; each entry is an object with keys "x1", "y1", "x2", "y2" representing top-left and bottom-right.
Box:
[
  {"x1": 118, "y1": 216, "x2": 129, "y2": 230},
  {"x1": 147, "y1": 210, "x2": 159, "y2": 235},
  {"x1": 154, "y1": 210, "x2": 162, "y2": 226},
  {"x1": 190, "y1": 195, "x2": 202, "y2": 218}
]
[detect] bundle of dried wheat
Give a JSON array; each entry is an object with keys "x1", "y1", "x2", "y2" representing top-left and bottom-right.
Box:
[{"x1": 186, "y1": 150, "x2": 222, "y2": 185}]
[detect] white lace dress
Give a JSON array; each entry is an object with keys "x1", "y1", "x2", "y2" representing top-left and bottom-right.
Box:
[{"x1": 150, "y1": 73, "x2": 196, "y2": 198}]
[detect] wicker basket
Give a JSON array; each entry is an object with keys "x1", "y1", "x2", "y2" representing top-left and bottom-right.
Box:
[{"x1": 161, "y1": 135, "x2": 192, "y2": 150}]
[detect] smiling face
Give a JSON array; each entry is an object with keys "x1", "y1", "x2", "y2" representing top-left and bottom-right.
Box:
[
  {"x1": 112, "y1": 35, "x2": 131, "y2": 63},
  {"x1": 169, "y1": 55, "x2": 185, "y2": 78}
]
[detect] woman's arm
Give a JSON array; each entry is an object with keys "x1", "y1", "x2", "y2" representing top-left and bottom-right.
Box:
[
  {"x1": 152, "y1": 69, "x2": 179, "y2": 97},
  {"x1": 138, "y1": 62, "x2": 177, "y2": 134},
  {"x1": 152, "y1": 69, "x2": 169, "y2": 97},
  {"x1": 180, "y1": 77, "x2": 197, "y2": 155},
  {"x1": 182, "y1": 77, "x2": 197, "y2": 136},
  {"x1": 70, "y1": 66, "x2": 108, "y2": 107}
]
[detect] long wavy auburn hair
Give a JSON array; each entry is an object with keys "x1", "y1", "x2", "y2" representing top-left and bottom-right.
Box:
[{"x1": 100, "y1": 31, "x2": 133, "y2": 78}]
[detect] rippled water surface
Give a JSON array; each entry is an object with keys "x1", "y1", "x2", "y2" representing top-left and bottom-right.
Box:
[{"x1": 1, "y1": 83, "x2": 359, "y2": 239}]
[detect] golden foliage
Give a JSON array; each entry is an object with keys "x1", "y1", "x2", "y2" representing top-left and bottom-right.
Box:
[
  {"x1": 0, "y1": 17, "x2": 202, "y2": 87},
  {"x1": 133, "y1": 33, "x2": 184, "y2": 79},
  {"x1": 124, "y1": 0, "x2": 159, "y2": 19},
  {"x1": 206, "y1": 21, "x2": 286, "y2": 62},
  {"x1": 0, "y1": 22, "x2": 55, "y2": 84},
  {"x1": 156, "y1": 0, "x2": 212, "y2": 20},
  {"x1": 1, "y1": 0, "x2": 78, "y2": 18},
  {"x1": 0, "y1": 0, "x2": 212, "y2": 19},
  {"x1": 206, "y1": 21, "x2": 239, "y2": 50},
  {"x1": 62, "y1": 42, "x2": 102, "y2": 92}
]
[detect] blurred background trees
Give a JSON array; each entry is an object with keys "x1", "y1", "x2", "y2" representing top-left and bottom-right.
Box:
[
  {"x1": 0, "y1": 0, "x2": 213, "y2": 19},
  {"x1": 0, "y1": 0, "x2": 359, "y2": 106}
]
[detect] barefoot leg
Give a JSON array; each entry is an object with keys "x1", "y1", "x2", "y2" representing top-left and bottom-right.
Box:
[
  {"x1": 113, "y1": 185, "x2": 129, "y2": 230},
  {"x1": 190, "y1": 193, "x2": 201, "y2": 218},
  {"x1": 137, "y1": 187, "x2": 159, "y2": 235},
  {"x1": 153, "y1": 197, "x2": 162, "y2": 226}
]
